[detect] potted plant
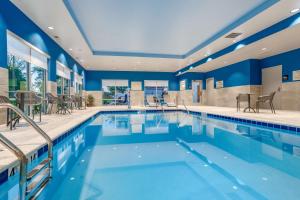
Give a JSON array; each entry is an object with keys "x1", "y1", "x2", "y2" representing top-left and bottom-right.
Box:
[{"x1": 87, "y1": 94, "x2": 94, "y2": 107}]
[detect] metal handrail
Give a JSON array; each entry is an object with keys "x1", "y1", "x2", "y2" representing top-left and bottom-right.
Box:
[
  {"x1": 0, "y1": 103, "x2": 53, "y2": 160},
  {"x1": 0, "y1": 103, "x2": 53, "y2": 200},
  {"x1": 182, "y1": 100, "x2": 190, "y2": 114},
  {"x1": 0, "y1": 133, "x2": 27, "y2": 200}
]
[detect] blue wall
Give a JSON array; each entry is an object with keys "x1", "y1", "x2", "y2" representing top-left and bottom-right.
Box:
[
  {"x1": 0, "y1": 0, "x2": 85, "y2": 83},
  {"x1": 85, "y1": 71, "x2": 179, "y2": 91},
  {"x1": 204, "y1": 59, "x2": 261, "y2": 89},
  {"x1": 260, "y1": 48, "x2": 300, "y2": 82}
]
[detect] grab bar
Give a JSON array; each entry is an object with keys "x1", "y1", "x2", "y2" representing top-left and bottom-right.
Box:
[
  {"x1": 0, "y1": 102, "x2": 53, "y2": 200},
  {"x1": 0, "y1": 133, "x2": 27, "y2": 200},
  {"x1": 182, "y1": 100, "x2": 190, "y2": 114},
  {"x1": 0, "y1": 103, "x2": 53, "y2": 160}
]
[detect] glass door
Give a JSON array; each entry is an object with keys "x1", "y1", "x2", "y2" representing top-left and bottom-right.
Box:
[{"x1": 192, "y1": 80, "x2": 202, "y2": 103}]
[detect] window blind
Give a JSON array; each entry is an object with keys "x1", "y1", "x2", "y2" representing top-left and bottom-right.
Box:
[{"x1": 56, "y1": 61, "x2": 71, "y2": 79}]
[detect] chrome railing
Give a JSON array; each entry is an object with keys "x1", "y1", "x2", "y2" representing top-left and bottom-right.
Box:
[
  {"x1": 0, "y1": 133, "x2": 27, "y2": 200},
  {"x1": 0, "y1": 103, "x2": 53, "y2": 199},
  {"x1": 182, "y1": 100, "x2": 190, "y2": 114},
  {"x1": 0, "y1": 103, "x2": 53, "y2": 160}
]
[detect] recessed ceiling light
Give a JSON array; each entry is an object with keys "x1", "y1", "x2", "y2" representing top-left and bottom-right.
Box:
[
  {"x1": 291, "y1": 8, "x2": 299, "y2": 13},
  {"x1": 47, "y1": 26, "x2": 54, "y2": 30}
]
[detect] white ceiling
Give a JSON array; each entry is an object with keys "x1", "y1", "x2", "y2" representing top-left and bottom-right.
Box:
[
  {"x1": 190, "y1": 23, "x2": 300, "y2": 73},
  {"x1": 9, "y1": 0, "x2": 300, "y2": 72},
  {"x1": 64, "y1": 0, "x2": 268, "y2": 56}
]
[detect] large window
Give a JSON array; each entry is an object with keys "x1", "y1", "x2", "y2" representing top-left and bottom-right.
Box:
[
  {"x1": 31, "y1": 64, "x2": 46, "y2": 96},
  {"x1": 74, "y1": 73, "x2": 83, "y2": 95},
  {"x1": 144, "y1": 80, "x2": 168, "y2": 103},
  {"x1": 7, "y1": 33, "x2": 48, "y2": 99},
  {"x1": 102, "y1": 80, "x2": 129, "y2": 105},
  {"x1": 56, "y1": 62, "x2": 71, "y2": 95}
]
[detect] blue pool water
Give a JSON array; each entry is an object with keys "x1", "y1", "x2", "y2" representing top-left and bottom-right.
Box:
[{"x1": 1, "y1": 111, "x2": 300, "y2": 200}]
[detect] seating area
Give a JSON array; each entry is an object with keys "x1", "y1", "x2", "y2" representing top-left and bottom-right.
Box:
[
  {"x1": 236, "y1": 89, "x2": 278, "y2": 114},
  {"x1": 0, "y1": 92, "x2": 86, "y2": 130}
]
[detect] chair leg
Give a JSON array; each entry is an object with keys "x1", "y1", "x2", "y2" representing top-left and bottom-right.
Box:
[
  {"x1": 256, "y1": 102, "x2": 259, "y2": 113},
  {"x1": 270, "y1": 102, "x2": 275, "y2": 114},
  {"x1": 39, "y1": 105, "x2": 42, "y2": 122},
  {"x1": 6, "y1": 109, "x2": 9, "y2": 126},
  {"x1": 50, "y1": 103, "x2": 53, "y2": 114}
]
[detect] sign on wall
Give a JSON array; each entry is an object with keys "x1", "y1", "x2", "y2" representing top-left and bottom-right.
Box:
[
  {"x1": 216, "y1": 80, "x2": 224, "y2": 89},
  {"x1": 293, "y1": 70, "x2": 300, "y2": 81},
  {"x1": 131, "y1": 81, "x2": 142, "y2": 91}
]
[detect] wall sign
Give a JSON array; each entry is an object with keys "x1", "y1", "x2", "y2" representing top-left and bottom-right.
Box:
[
  {"x1": 293, "y1": 70, "x2": 300, "y2": 81},
  {"x1": 282, "y1": 75, "x2": 289, "y2": 81},
  {"x1": 216, "y1": 80, "x2": 224, "y2": 89}
]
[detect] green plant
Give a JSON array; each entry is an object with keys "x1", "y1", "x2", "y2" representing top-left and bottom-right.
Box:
[{"x1": 87, "y1": 94, "x2": 95, "y2": 107}]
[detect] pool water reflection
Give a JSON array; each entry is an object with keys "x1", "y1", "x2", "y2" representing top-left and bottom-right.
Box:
[{"x1": 1, "y1": 111, "x2": 300, "y2": 200}]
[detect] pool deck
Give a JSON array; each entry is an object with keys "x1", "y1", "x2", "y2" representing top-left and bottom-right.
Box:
[{"x1": 0, "y1": 105, "x2": 300, "y2": 174}]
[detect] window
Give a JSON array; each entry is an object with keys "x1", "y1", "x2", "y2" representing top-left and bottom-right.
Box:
[
  {"x1": 7, "y1": 33, "x2": 48, "y2": 99},
  {"x1": 144, "y1": 80, "x2": 168, "y2": 103},
  {"x1": 56, "y1": 61, "x2": 71, "y2": 95},
  {"x1": 74, "y1": 72, "x2": 83, "y2": 95},
  {"x1": 31, "y1": 64, "x2": 46, "y2": 97},
  {"x1": 102, "y1": 80, "x2": 129, "y2": 105},
  {"x1": 57, "y1": 76, "x2": 63, "y2": 95}
]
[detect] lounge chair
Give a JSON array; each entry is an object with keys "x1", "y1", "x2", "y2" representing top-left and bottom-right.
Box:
[
  {"x1": 0, "y1": 95, "x2": 16, "y2": 130},
  {"x1": 46, "y1": 93, "x2": 58, "y2": 114},
  {"x1": 146, "y1": 96, "x2": 158, "y2": 107},
  {"x1": 57, "y1": 95, "x2": 71, "y2": 114},
  {"x1": 236, "y1": 94, "x2": 249, "y2": 112},
  {"x1": 256, "y1": 91, "x2": 277, "y2": 113},
  {"x1": 164, "y1": 95, "x2": 176, "y2": 107},
  {"x1": 16, "y1": 91, "x2": 42, "y2": 122}
]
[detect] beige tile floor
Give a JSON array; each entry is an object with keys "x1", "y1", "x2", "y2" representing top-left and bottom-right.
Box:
[
  {"x1": 184, "y1": 105, "x2": 300, "y2": 127},
  {"x1": 0, "y1": 105, "x2": 300, "y2": 173}
]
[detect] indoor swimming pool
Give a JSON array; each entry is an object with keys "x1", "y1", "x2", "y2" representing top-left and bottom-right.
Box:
[{"x1": 1, "y1": 111, "x2": 300, "y2": 200}]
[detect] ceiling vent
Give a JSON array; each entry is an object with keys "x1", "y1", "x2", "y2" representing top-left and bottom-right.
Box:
[{"x1": 225, "y1": 32, "x2": 242, "y2": 39}]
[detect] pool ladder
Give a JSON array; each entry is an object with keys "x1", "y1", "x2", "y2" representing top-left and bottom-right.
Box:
[
  {"x1": 0, "y1": 103, "x2": 53, "y2": 200},
  {"x1": 182, "y1": 100, "x2": 190, "y2": 114}
]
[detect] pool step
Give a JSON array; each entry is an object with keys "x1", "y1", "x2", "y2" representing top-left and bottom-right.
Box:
[
  {"x1": 27, "y1": 158, "x2": 51, "y2": 181},
  {"x1": 26, "y1": 168, "x2": 50, "y2": 196},
  {"x1": 25, "y1": 157, "x2": 52, "y2": 200}
]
